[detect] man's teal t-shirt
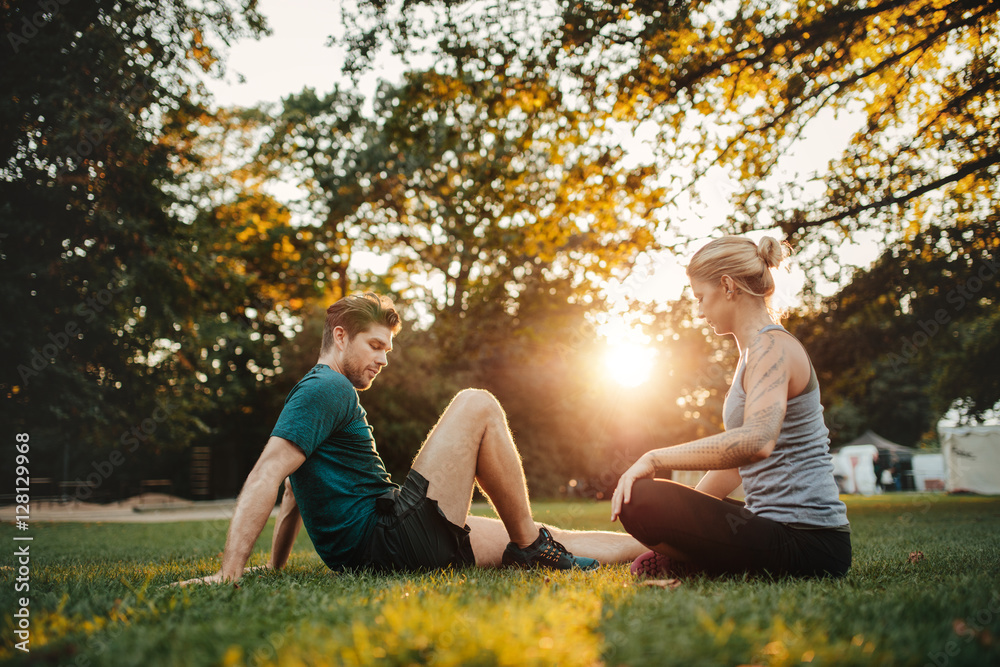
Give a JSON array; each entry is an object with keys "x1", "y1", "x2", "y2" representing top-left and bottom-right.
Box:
[{"x1": 270, "y1": 364, "x2": 396, "y2": 569}]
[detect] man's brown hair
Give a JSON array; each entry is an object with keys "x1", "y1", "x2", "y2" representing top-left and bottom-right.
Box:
[{"x1": 320, "y1": 293, "x2": 402, "y2": 355}]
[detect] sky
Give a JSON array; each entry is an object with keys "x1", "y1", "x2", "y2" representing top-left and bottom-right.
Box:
[
  {"x1": 207, "y1": 0, "x2": 343, "y2": 108},
  {"x1": 203, "y1": 0, "x2": 884, "y2": 310},
  {"x1": 208, "y1": 0, "x2": 413, "y2": 109},
  {"x1": 199, "y1": 1, "x2": 997, "y2": 421}
]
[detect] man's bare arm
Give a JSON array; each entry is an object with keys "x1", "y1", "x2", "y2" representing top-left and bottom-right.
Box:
[
  {"x1": 267, "y1": 478, "x2": 302, "y2": 571},
  {"x1": 175, "y1": 436, "x2": 305, "y2": 585},
  {"x1": 217, "y1": 437, "x2": 304, "y2": 581}
]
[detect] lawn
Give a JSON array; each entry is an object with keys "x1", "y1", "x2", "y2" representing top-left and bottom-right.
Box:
[{"x1": 2, "y1": 494, "x2": 998, "y2": 666}]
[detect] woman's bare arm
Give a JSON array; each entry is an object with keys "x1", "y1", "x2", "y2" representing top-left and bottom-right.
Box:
[
  {"x1": 695, "y1": 468, "x2": 743, "y2": 499},
  {"x1": 611, "y1": 331, "x2": 792, "y2": 520}
]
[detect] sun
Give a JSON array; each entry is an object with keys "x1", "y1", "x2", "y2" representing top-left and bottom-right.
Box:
[{"x1": 602, "y1": 340, "x2": 657, "y2": 388}]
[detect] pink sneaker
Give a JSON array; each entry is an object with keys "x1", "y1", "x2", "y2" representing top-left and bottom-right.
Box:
[{"x1": 629, "y1": 550, "x2": 673, "y2": 578}]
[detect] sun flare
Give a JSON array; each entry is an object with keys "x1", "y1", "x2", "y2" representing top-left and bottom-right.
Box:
[{"x1": 602, "y1": 340, "x2": 657, "y2": 388}]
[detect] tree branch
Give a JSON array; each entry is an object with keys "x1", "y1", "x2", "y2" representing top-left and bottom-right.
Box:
[{"x1": 792, "y1": 152, "x2": 1000, "y2": 230}]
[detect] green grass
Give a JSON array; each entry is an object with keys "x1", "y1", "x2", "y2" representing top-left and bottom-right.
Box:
[{"x1": 2, "y1": 495, "x2": 999, "y2": 666}]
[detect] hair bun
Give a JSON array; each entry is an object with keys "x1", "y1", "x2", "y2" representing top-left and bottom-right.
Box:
[{"x1": 757, "y1": 236, "x2": 784, "y2": 269}]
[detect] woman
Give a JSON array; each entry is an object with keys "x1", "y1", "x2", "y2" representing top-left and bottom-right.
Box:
[{"x1": 610, "y1": 236, "x2": 850, "y2": 579}]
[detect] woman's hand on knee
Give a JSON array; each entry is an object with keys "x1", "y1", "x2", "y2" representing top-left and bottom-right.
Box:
[{"x1": 610, "y1": 454, "x2": 656, "y2": 522}]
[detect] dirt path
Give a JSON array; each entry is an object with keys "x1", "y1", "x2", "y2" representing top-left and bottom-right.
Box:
[{"x1": 0, "y1": 493, "x2": 276, "y2": 523}]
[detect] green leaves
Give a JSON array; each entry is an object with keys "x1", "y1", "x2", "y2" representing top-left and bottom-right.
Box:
[
  {"x1": 1, "y1": 0, "x2": 273, "y2": 493},
  {"x1": 343, "y1": 0, "x2": 999, "y2": 262},
  {"x1": 792, "y1": 219, "x2": 1000, "y2": 443}
]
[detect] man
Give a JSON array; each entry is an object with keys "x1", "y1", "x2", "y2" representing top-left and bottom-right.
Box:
[{"x1": 180, "y1": 293, "x2": 643, "y2": 584}]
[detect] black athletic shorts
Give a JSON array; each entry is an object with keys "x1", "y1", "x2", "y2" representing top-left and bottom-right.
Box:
[{"x1": 363, "y1": 470, "x2": 476, "y2": 572}]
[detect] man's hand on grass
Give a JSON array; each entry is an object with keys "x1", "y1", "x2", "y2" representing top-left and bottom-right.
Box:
[
  {"x1": 171, "y1": 564, "x2": 273, "y2": 587},
  {"x1": 172, "y1": 571, "x2": 233, "y2": 587}
]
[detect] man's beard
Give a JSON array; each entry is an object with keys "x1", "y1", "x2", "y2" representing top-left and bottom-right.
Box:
[{"x1": 343, "y1": 355, "x2": 376, "y2": 390}]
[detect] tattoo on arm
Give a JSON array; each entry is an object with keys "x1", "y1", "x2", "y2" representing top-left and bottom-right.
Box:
[
  {"x1": 737, "y1": 333, "x2": 788, "y2": 464},
  {"x1": 747, "y1": 365, "x2": 787, "y2": 405},
  {"x1": 719, "y1": 404, "x2": 782, "y2": 467},
  {"x1": 646, "y1": 333, "x2": 789, "y2": 472},
  {"x1": 746, "y1": 333, "x2": 789, "y2": 404},
  {"x1": 745, "y1": 334, "x2": 775, "y2": 378},
  {"x1": 647, "y1": 402, "x2": 782, "y2": 471}
]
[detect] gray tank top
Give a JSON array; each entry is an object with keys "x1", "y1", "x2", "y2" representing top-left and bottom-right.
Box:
[{"x1": 723, "y1": 324, "x2": 849, "y2": 528}]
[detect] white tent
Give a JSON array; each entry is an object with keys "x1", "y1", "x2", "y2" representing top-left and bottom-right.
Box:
[
  {"x1": 843, "y1": 430, "x2": 914, "y2": 467},
  {"x1": 911, "y1": 453, "x2": 946, "y2": 492},
  {"x1": 833, "y1": 444, "x2": 879, "y2": 495},
  {"x1": 939, "y1": 425, "x2": 1000, "y2": 495}
]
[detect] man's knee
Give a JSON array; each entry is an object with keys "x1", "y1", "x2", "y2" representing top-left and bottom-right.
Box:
[{"x1": 451, "y1": 388, "x2": 502, "y2": 418}]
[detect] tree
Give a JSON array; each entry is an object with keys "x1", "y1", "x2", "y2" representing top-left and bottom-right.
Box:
[
  {"x1": 257, "y1": 67, "x2": 666, "y2": 353},
  {"x1": 345, "y1": 0, "x2": 999, "y2": 269},
  {"x1": 342, "y1": 0, "x2": 1000, "y2": 431},
  {"x1": 789, "y1": 216, "x2": 1000, "y2": 444},
  {"x1": 255, "y1": 88, "x2": 369, "y2": 300},
  {"x1": 0, "y1": 0, "x2": 285, "y2": 495}
]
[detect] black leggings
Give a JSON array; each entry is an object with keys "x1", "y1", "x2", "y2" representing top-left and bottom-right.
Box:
[{"x1": 619, "y1": 479, "x2": 851, "y2": 578}]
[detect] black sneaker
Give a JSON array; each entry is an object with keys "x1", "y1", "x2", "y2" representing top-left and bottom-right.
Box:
[{"x1": 502, "y1": 527, "x2": 600, "y2": 571}]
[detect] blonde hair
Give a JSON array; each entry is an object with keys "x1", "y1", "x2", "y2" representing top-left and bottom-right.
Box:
[{"x1": 687, "y1": 235, "x2": 789, "y2": 309}]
